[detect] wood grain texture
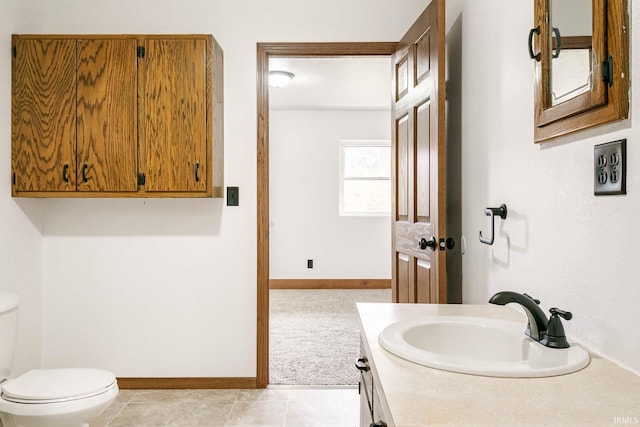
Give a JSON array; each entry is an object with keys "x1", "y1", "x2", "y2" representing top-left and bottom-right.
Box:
[
  {"x1": 211, "y1": 36, "x2": 224, "y2": 197},
  {"x1": 11, "y1": 191, "x2": 215, "y2": 198},
  {"x1": 395, "y1": 55, "x2": 409, "y2": 101},
  {"x1": 269, "y1": 279, "x2": 391, "y2": 290},
  {"x1": 12, "y1": 37, "x2": 77, "y2": 192},
  {"x1": 535, "y1": 0, "x2": 607, "y2": 128},
  {"x1": 77, "y1": 39, "x2": 137, "y2": 192},
  {"x1": 256, "y1": 44, "x2": 271, "y2": 390},
  {"x1": 140, "y1": 38, "x2": 207, "y2": 192},
  {"x1": 415, "y1": 100, "x2": 430, "y2": 221},
  {"x1": 396, "y1": 115, "x2": 409, "y2": 220},
  {"x1": 414, "y1": 28, "x2": 431, "y2": 86},
  {"x1": 391, "y1": 0, "x2": 448, "y2": 304},
  {"x1": 416, "y1": 258, "x2": 431, "y2": 303},
  {"x1": 117, "y1": 377, "x2": 257, "y2": 389},
  {"x1": 534, "y1": 0, "x2": 629, "y2": 142},
  {"x1": 12, "y1": 34, "x2": 222, "y2": 198},
  {"x1": 256, "y1": 42, "x2": 397, "y2": 388},
  {"x1": 396, "y1": 253, "x2": 410, "y2": 303}
]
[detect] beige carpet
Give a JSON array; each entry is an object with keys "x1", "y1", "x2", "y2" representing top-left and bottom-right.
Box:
[{"x1": 269, "y1": 289, "x2": 391, "y2": 385}]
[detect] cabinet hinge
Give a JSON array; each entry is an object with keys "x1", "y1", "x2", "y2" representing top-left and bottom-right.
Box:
[
  {"x1": 12, "y1": 45, "x2": 16, "y2": 58},
  {"x1": 12, "y1": 172, "x2": 16, "y2": 186},
  {"x1": 137, "y1": 173, "x2": 146, "y2": 186},
  {"x1": 137, "y1": 46, "x2": 145, "y2": 59},
  {"x1": 602, "y1": 55, "x2": 614, "y2": 86}
]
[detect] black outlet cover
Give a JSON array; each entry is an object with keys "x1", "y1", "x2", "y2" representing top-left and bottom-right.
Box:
[
  {"x1": 594, "y1": 139, "x2": 626, "y2": 196},
  {"x1": 227, "y1": 186, "x2": 239, "y2": 206}
]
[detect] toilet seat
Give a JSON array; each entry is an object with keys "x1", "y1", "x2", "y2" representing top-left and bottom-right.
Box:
[{"x1": 1, "y1": 369, "x2": 116, "y2": 404}]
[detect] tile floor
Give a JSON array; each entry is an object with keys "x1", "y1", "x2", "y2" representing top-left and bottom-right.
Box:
[{"x1": 89, "y1": 387, "x2": 360, "y2": 427}]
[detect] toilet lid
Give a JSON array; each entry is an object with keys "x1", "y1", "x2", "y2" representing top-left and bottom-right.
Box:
[{"x1": 1, "y1": 368, "x2": 116, "y2": 403}]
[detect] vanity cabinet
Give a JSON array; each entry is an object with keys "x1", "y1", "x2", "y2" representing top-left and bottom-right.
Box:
[
  {"x1": 11, "y1": 34, "x2": 223, "y2": 197},
  {"x1": 358, "y1": 303, "x2": 640, "y2": 426},
  {"x1": 358, "y1": 341, "x2": 392, "y2": 427}
]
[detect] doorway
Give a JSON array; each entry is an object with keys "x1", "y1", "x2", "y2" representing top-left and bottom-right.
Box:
[
  {"x1": 256, "y1": 43, "x2": 397, "y2": 388},
  {"x1": 269, "y1": 55, "x2": 393, "y2": 386}
]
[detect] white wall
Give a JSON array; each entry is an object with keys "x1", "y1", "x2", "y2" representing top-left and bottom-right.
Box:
[
  {"x1": 269, "y1": 110, "x2": 391, "y2": 279},
  {"x1": 23, "y1": 0, "x2": 638, "y2": 379},
  {"x1": 38, "y1": 0, "x2": 429, "y2": 376},
  {"x1": 0, "y1": 0, "x2": 45, "y2": 376},
  {"x1": 447, "y1": 1, "x2": 640, "y2": 374}
]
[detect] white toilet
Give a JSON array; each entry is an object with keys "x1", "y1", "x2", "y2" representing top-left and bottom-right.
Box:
[{"x1": 0, "y1": 293, "x2": 118, "y2": 427}]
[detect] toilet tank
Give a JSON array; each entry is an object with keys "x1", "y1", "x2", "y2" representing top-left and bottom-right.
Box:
[{"x1": 0, "y1": 293, "x2": 19, "y2": 380}]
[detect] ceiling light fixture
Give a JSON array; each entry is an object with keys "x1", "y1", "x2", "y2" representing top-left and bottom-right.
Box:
[{"x1": 269, "y1": 71, "x2": 295, "y2": 88}]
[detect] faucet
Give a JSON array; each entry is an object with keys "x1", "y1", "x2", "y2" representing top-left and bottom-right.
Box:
[{"x1": 489, "y1": 291, "x2": 572, "y2": 349}]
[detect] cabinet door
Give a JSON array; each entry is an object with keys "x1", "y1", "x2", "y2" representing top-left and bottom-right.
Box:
[
  {"x1": 140, "y1": 38, "x2": 207, "y2": 192},
  {"x1": 77, "y1": 39, "x2": 138, "y2": 192},
  {"x1": 360, "y1": 385, "x2": 374, "y2": 427},
  {"x1": 12, "y1": 38, "x2": 76, "y2": 192}
]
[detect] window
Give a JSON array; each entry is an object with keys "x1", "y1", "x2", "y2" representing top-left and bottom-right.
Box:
[{"x1": 339, "y1": 140, "x2": 391, "y2": 216}]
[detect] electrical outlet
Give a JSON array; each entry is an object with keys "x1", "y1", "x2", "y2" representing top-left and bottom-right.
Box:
[
  {"x1": 227, "y1": 186, "x2": 239, "y2": 206},
  {"x1": 307, "y1": 259, "x2": 313, "y2": 269},
  {"x1": 594, "y1": 139, "x2": 626, "y2": 196}
]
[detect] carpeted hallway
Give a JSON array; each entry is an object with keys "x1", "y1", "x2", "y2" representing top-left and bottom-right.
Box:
[{"x1": 269, "y1": 289, "x2": 392, "y2": 385}]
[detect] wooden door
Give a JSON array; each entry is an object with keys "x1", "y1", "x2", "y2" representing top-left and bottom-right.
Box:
[
  {"x1": 77, "y1": 39, "x2": 138, "y2": 192},
  {"x1": 139, "y1": 38, "x2": 207, "y2": 193},
  {"x1": 392, "y1": 0, "x2": 447, "y2": 303},
  {"x1": 12, "y1": 38, "x2": 76, "y2": 193}
]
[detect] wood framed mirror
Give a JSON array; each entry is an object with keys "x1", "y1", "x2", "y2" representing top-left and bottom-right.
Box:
[{"x1": 532, "y1": 0, "x2": 629, "y2": 142}]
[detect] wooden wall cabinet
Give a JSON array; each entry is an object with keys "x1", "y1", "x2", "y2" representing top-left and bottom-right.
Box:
[
  {"x1": 11, "y1": 34, "x2": 223, "y2": 197},
  {"x1": 532, "y1": 0, "x2": 629, "y2": 142}
]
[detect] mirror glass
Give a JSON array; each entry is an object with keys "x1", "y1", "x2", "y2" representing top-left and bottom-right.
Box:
[{"x1": 549, "y1": 0, "x2": 593, "y2": 106}]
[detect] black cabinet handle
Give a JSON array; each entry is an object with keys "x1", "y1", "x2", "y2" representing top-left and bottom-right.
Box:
[
  {"x1": 528, "y1": 26, "x2": 541, "y2": 61},
  {"x1": 194, "y1": 162, "x2": 200, "y2": 182},
  {"x1": 551, "y1": 27, "x2": 562, "y2": 58},
  {"x1": 355, "y1": 357, "x2": 370, "y2": 372},
  {"x1": 82, "y1": 164, "x2": 88, "y2": 183},
  {"x1": 62, "y1": 164, "x2": 69, "y2": 183}
]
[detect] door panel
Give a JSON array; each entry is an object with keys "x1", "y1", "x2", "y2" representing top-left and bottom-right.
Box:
[
  {"x1": 396, "y1": 253, "x2": 410, "y2": 303},
  {"x1": 416, "y1": 259, "x2": 431, "y2": 303},
  {"x1": 415, "y1": 101, "x2": 431, "y2": 221},
  {"x1": 392, "y1": 0, "x2": 447, "y2": 304},
  {"x1": 12, "y1": 39, "x2": 76, "y2": 192},
  {"x1": 395, "y1": 54, "x2": 409, "y2": 101},
  {"x1": 396, "y1": 115, "x2": 409, "y2": 220},
  {"x1": 415, "y1": 29, "x2": 432, "y2": 85},
  {"x1": 77, "y1": 39, "x2": 137, "y2": 192},
  {"x1": 140, "y1": 39, "x2": 207, "y2": 192}
]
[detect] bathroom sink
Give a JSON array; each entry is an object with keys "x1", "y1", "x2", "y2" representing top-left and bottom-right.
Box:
[{"x1": 378, "y1": 316, "x2": 590, "y2": 377}]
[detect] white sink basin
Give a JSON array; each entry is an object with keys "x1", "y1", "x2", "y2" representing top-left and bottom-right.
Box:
[{"x1": 378, "y1": 316, "x2": 590, "y2": 377}]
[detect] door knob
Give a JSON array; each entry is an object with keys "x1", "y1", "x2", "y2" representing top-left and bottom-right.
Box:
[{"x1": 419, "y1": 237, "x2": 436, "y2": 251}]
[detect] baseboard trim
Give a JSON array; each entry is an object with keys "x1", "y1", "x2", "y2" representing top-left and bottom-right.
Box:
[
  {"x1": 269, "y1": 279, "x2": 391, "y2": 290},
  {"x1": 116, "y1": 377, "x2": 257, "y2": 389}
]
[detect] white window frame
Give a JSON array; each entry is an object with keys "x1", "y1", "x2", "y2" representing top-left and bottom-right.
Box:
[{"x1": 339, "y1": 139, "x2": 392, "y2": 217}]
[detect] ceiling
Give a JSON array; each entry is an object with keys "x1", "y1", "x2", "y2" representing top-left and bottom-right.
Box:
[{"x1": 268, "y1": 56, "x2": 391, "y2": 111}]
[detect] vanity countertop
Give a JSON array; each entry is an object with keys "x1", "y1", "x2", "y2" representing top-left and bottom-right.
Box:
[{"x1": 357, "y1": 303, "x2": 640, "y2": 427}]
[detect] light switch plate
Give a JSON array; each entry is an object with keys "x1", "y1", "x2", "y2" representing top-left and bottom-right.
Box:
[{"x1": 594, "y1": 139, "x2": 626, "y2": 196}]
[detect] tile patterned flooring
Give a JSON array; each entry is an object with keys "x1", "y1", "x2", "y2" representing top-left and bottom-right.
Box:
[{"x1": 89, "y1": 387, "x2": 359, "y2": 427}]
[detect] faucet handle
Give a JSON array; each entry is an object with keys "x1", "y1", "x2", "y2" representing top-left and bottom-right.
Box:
[
  {"x1": 523, "y1": 293, "x2": 540, "y2": 304},
  {"x1": 542, "y1": 307, "x2": 572, "y2": 348},
  {"x1": 549, "y1": 307, "x2": 572, "y2": 320}
]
